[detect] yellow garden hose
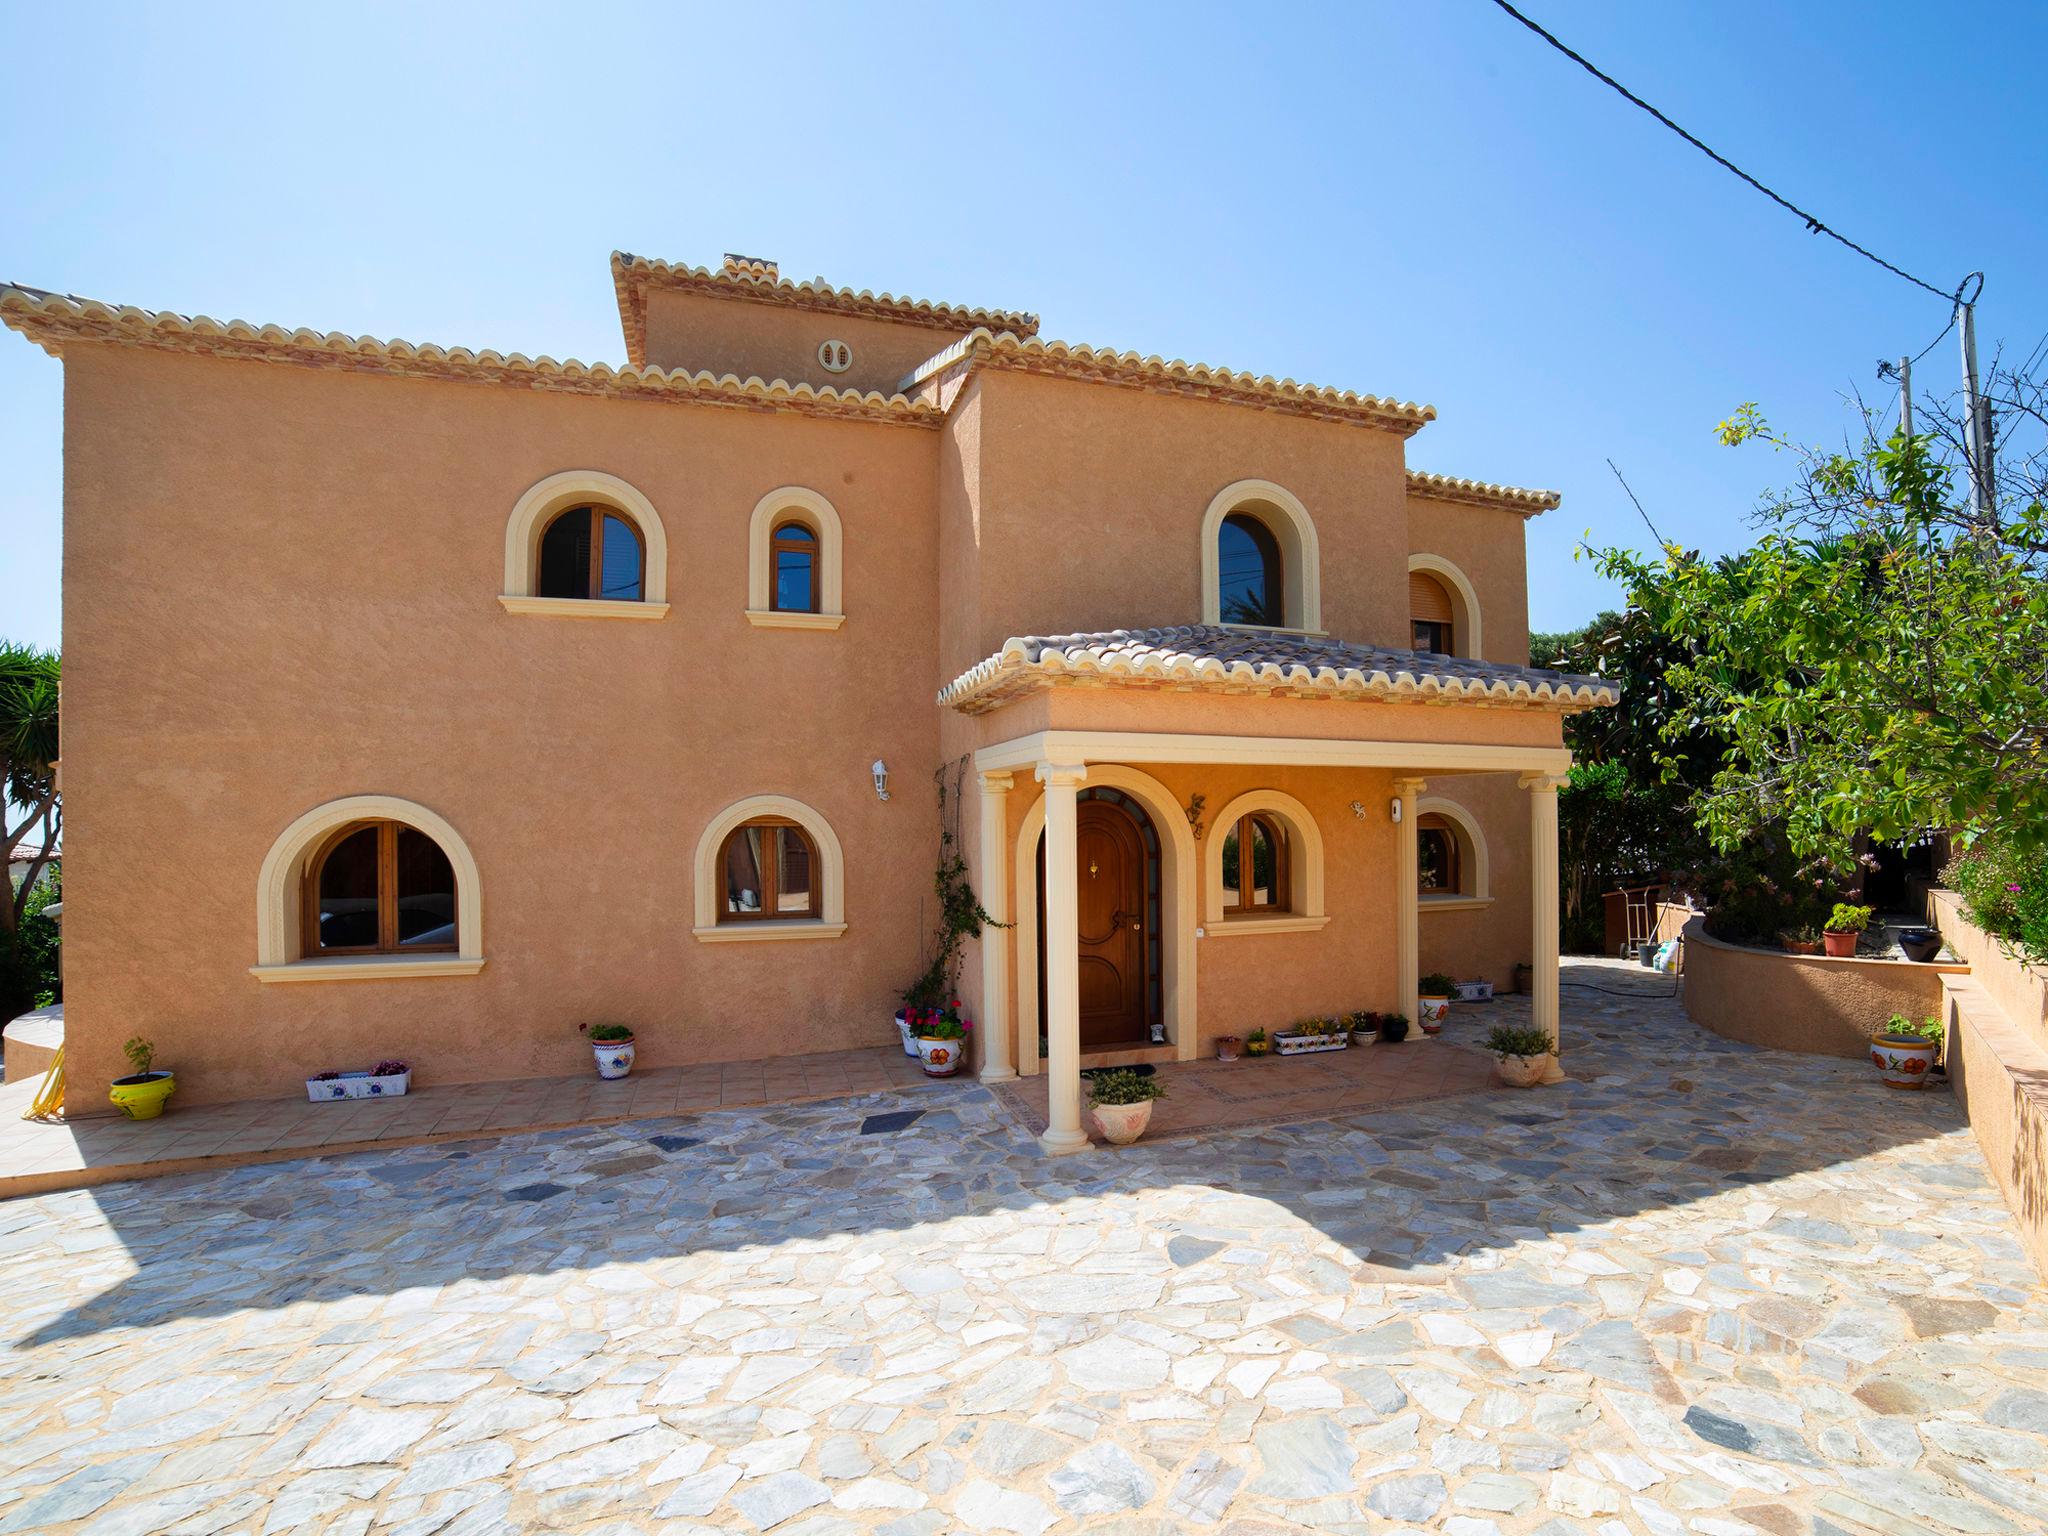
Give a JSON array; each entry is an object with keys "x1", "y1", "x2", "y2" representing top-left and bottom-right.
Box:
[{"x1": 22, "y1": 1045, "x2": 64, "y2": 1121}]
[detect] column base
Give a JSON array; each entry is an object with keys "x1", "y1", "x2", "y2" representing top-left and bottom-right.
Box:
[
  {"x1": 1537, "y1": 1053, "x2": 1565, "y2": 1084},
  {"x1": 978, "y1": 1065, "x2": 1019, "y2": 1084},
  {"x1": 1038, "y1": 1127, "x2": 1091, "y2": 1157}
]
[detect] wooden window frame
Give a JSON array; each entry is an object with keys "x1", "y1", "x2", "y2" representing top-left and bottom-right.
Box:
[
  {"x1": 1417, "y1": 815, "x2": 1461, "y2": 895},
  {"x1": 716, "y1": 817, "x2": 822, "y2": 923},
  {"x1": 539, "y1": 504, "x2": 647, "y2": 602},
  {"x1": 1218, "y1": 512, "x2": 1285, "y2": 629},
  {"x1": 1221, "y1": 812, "x2": 1291, "y2": 915},
  {"x1": 302, "y1": 819, "x2": 459, "y2": 957},
  {"x1": 769, "y1": 519, "x2": 820, "y2": 614},
  {"x1": 1412, "y1": 618, "x2": 1452, "y2": 654}
]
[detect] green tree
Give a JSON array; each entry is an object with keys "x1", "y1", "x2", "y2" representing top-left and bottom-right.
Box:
[
  {"x1": 1593, "y1": 360, "x2": 2048, "y2": 859},
  {"x1": 2, "y1": 641, "x2": 60, "y2": 1017}
]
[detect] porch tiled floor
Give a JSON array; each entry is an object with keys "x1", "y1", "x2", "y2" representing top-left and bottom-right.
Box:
[
  {"x1": 993, "y1": 1027, "x2": 1500, "y2": 1139},
  {"x1": 0, "y1": 1046, "x2": 939, "y2": 1199}
]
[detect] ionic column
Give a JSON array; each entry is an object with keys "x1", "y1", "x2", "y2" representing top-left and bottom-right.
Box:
[
  {"x1": 977, "y1": 770, "x2": 1017, "y2": 1084},
  {"x1": 1393, "y1": 777, "x2": 1427, "y2": 1041},
  {"x1": 1036, "y1": 761, "x2": 1090, "y2": 1155},
  {"x1": 1521, "y1": 772, "x2": 1567, "y2": 1083}
]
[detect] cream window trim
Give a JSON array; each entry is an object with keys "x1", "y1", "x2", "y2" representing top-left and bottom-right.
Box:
[
  {"x1": 1203, "y1": 788, "x2": 1327, "y2": 926},
  {"x1": 1419, "y1": 895, "x2": 1494, "y2": 914},
  {"x1": 747, "y1": 486, "x2": 845, "y2": 622},
  {"x1": 502, "y1": 469, "x2": 669, "y2": 603},
  {"x1": 499, "y1": 596, "x2": 670, "y2": 621},
  {"x1": 745, "y1": 609, "x2": 846, "y2": 631},
  {"x1": 693, "y1": 794, "x2": 847, "y2": 937},
  {"x1": 1201, "y1": 914, "x2": 1331, "y2": 937},
  {"x1": 254, "y1": 794, "x2": 484, "y2": 969},
  {"x1": 692, "y1": 921, "x2": 849, "y2": 944},
  {"x1": 1416, "y1": 794, "x2": 1491, "y2": 901},
  {"x1": 1407, "y1": 553, "x2": 1483, "y2": 659},
  {"x1": 252, "y1": 956, "x2": 488, "y2": 983},
  {"x1": 1200, "y1": 478, "x2": 1322, "y2": 632}
]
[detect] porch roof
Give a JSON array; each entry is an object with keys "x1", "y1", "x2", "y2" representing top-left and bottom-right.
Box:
[{"x1": 938, "y1": 624, "x2": 1619, "y2": 716}]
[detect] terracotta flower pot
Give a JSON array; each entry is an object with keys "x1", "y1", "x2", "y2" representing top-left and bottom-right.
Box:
[
  {"x1": 1870, "y1": 1032, "x2": 1937, "y2": 1089},
  {"x1": 1780, "y1": 936, "x2": 1822, "y2": 955},
  {"x1": 1495, "y1": 1054, "x2": 1545, "y2": 1088},
  {"x1": 1091, "y1": 1099, "x2": 1154, "y2": 1145},
  {"x1": 1214, "y1": 1035, "x2": 1243, "y2": 1061},
  {"x1": 1822, "y1": 930, "x2": 1860, "y2": 958}
]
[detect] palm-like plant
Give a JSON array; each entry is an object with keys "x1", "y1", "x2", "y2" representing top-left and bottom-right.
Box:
[{"x1": 1, "y1": 640, "x2": 61, "y2": 936}]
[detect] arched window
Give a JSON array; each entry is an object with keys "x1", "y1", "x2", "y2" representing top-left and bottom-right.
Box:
[
  {"x1": 771, "y1": 521, "x2": 819, "y2": 613},
  {"x1": 1410, "y1": 571, "x2": 1454, "y2": 653},
  {"x1": 1417, "y1": 813, "x2": 1460, "y2": 895},
  {"x1": 537, "y1": 505, "x2": 645, "y2": 602},
  {"x1": 303, "y1": 819, "x2": 457, "y2": 956},
  {"x1": 1218, "y1": 514, "x2": 1283, "y2": 629},
  {"x1": 1220, "y1": 812, "x2": 1290, "y2": 914},
  {"x1": 718, "y1": 818, "x2": 821, "y2": 922}
]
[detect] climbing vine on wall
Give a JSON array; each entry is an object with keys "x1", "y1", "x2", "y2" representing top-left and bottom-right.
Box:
[{"x1": 901, "y1": 758, "x2": 1008, "y2": 1010}]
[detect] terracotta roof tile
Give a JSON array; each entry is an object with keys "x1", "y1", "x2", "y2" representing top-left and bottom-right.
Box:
[
  {"x1": 938, "y1": 624, "x2": 1618, "y2": 715},
  {"x1": 1406, "y1": 470, "x2": 1561, "y2": 514}
]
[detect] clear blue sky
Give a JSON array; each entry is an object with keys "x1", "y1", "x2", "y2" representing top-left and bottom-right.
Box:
[{"x1": 4, "y1": 1, "x2": 2043, "y2": 653}]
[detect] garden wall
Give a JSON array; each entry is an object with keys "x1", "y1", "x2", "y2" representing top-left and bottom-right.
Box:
[{"x1": 1680, "y1": 916, "x2": 1965, "y2": 1058}]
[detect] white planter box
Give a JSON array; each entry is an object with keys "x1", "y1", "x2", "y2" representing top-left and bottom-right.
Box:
[
  {"x1": 306, "y1": 1068, "x2": 411, "y2": 1102},
  {"x1": 1455, "y1": 981, "x2": 1493, "y2": 1002},
  {"x1": 1273, "y1": 1032, "x2": 1349, "y2": 1056}
]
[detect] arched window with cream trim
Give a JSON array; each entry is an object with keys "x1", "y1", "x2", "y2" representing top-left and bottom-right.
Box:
[
  {"x1": 747, "y1": 488, "x2": 845, "y2": 630},
  {"x1": 1406, "y1": 553, "x2": 1482, "y2": 658},
  {"x1": 693, "y1": 795, "x2": 847, "y2": 940},
  {"x1": 1201, "y1": 480, "x2": 1321, "y2": 633},
  {"x1": 501, "y1": 470, "x2": 670, "y2": 620},
  {"x1": 1203, "y1": 789, "x2": 1329, "y2": 934},
  {"x1": 1415, "y1": 795, "x2": 1492, "y2": 911}
]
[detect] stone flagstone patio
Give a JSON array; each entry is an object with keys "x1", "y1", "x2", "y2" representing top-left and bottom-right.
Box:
[{"x1": 0, "y1": 960, "x2": 2044, "y2": 1535}]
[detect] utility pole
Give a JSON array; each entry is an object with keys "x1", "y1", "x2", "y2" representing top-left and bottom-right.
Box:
[
  {"x1": 1897, "y1": 355, "x2": 1912, "y2": 436},
  {"x1": 1959, "y1": 296, "x2": 1996, "y2": 526}
]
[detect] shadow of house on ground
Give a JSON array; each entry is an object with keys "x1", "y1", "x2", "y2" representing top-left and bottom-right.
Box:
[{"x1": 1, "y1": 961, "x2": 2041, "y2": 1535}]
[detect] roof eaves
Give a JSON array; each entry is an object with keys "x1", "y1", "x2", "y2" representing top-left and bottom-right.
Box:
[{"x1": 1406, "y1": 470, "x2": 1561, "y2": 516}]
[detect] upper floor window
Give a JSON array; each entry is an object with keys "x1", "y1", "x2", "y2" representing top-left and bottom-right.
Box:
[
  {"x1": 1410, "y1": 570, "x2": 1454, "y2": 654},
  {"x1": 1218, "y1": 514, "x2": 1283, "y2": 628},
  {"x1": 1220, "y1": 812, "x2": 1290, "y2": 914},
  {"x1": 772, "y1": 521, "x2": 819, "y2": 613},
  {"x1": 304, "y1": 819, "x2": 457, "y2": 956},
  {"x1": 719, "y1": 818, "x2": 820, "y2": 921},
  {"x1": 538, "y1": 505, "x2": 645, "y2": 602}
]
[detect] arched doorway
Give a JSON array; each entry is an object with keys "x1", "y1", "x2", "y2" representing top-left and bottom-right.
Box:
[{"x1": 1037, "y1": 787, "x2": 1163, "y2": 1050}]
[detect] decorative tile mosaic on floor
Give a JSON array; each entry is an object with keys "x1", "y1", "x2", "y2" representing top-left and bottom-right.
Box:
[{"x1": 0, "y1": 960, "x2": 2043, "y2": 1535}]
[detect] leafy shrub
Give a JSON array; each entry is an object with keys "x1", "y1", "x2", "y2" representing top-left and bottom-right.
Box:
[
  {"x1": 122, "y1": 1037, "x2": 155, "y2": 1076},
  {"x1": 1418, "y1": 973, "x2": 1458, "y2": 996},
  {"x1": 1088, "y1": 1068, "x2": 1166, "y2": 1106},
  {"x1": 1944, "y1": 834, "x2": 2048, "y2": 968},
  {"x1": 1695, "y1": 829, "x2": 1850, "y2": 948},
  {"x1": 1482, "y1": 1025, "x2": 1555, "y2": 1060},
  {"x1": 1882, "y1": 1014, "x2": 1943, "y2": 1042},
  {"x1": 1825, "y1": 903, "x2": 1873, "y2": 934},
  {"x1": 584, "y1": 1023, "x2": 635, "y2": 1042}
]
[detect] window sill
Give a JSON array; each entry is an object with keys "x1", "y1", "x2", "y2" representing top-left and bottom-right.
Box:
[
  {"x1": 1420, "y1": 895, "x2": 1494, "y2": 913},
  {"x1": 1216, "y1": 622, "x2": 1327, "y2": 639},
  {"x1": 694, "y1": 921, "x2": 849, "y2": 944},
  {"x1": 1204, "y1": 914, "x2": 1331, "y2": 937},
  {"x1": 745, "y1": 609, "x2": 846, "y2": 631},
  {"x1": 498, "y1": 595, "x2": 670, "y2": 621},
  {"x1": 250, "y1": 956, "x2": 488, "y2": 984}
]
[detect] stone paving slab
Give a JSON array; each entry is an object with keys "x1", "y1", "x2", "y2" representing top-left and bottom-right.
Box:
[{"x1": 0, "y1": 960, "x2": 2044, "y2": 1535}]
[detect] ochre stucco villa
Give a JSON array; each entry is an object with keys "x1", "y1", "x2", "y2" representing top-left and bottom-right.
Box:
[{"x1": 2, "y1": 253, "x2": 1616, "y2": 1151}]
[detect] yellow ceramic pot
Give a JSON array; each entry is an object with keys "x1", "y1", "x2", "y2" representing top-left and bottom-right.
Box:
[{"x1": 109, "y1": 1072, "x2": 176, "y2": 1120}]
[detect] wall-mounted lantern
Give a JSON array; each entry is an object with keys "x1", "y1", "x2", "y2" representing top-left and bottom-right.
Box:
[{"x1": 871, "y1": 760, "x2": 890, "y2": 802}]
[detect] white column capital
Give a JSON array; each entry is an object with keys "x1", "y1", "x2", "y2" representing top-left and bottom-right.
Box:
[
  {"x1": 1518, "y1": 771, "x2": 1570, "y2": 793},
  {"x1": 979, "y1": 769, "x2": 1016, "y2": 795},
  {"x1": 1035, "y1": 761, "x2": 1089, "y2": 790},
  {"x1": 1391, "y1": 776, "x2": 1428, "y2": 798}
]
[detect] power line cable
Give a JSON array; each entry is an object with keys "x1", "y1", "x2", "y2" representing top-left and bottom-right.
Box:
[{"x1": 1485, "y1": 0, "x2": 1964, "y2": 305}]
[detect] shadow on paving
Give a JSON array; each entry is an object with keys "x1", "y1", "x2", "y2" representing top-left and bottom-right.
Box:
[{"x1": 8, "y1": 960, "x2": 1977, "y2": 1352}]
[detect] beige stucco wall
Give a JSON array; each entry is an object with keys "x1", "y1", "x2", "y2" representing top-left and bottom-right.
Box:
[
  {"x1": 1929, "y1": 888, "x2": 2048, "y2": 1041},
  {"x1": 60, "y1": 343, "x2": 943, "y2": 1106},
  {"x1": 1681, "y1": 917, "x2": 1964, "y2": 1058},
  {"x1": 1404, "y1": 495, "x2": 1532, "y2": 666},
  {"x1": 639, "y1": 289, "x2": 974, "y2": 399}
]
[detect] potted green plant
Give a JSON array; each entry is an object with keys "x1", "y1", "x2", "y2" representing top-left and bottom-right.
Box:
[
  {"x1": 1343, "y1": 1010, "x2": 1379, "y2": 1046},
  {"x1": 109, "y1": 1036, "x2": 175, "y2": 1120},
  {"x1": 896, "y1": 972, "x2": 943, "y2": 1058},
  {"x1": 1418, "y1": 973, "x2": 1458, "y2": 1033},
  {"x1": 1481, "y1": 1025, "x2": 1555, "y2": 1088},
  {"x1": 1274, "y1": 1015, "x2": 1349, "y2": 1055},
  {"x1": 1244, "y1": 1027, "x2": 1270, "y2": 1057},
  {"x1": 909, "y1": 1002, "x2": 972, "y2": 1077},
  {"x1": 1822, "y1": 903, "x2": 1873, "y2": 958},
  {"x1": 1380, "y1": 1011, "x2": 1410, "y2": 1044},
  {"x1": 1214, "y1": 1034, "x2": 1243, "y2": 1061},
  {"x1": 1779, "y1": 925, "x2": 1823, "y2": 955},
  {"x1": 581, "y1": 1022, "x2": 636, "y2": 1080},
  {"x1": 1088, "y1": 1067, "x2": 1167, "y2": 1145},
  {"x1": 1871, "y1": 1014, "x2": 1942, "y2": 1089}
]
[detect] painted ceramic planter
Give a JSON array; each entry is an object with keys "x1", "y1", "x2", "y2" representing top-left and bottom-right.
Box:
[
  {"x1": 1214, "y1": 1035, "x2": 1243, "y2": 1061},
  {"x1": 1496, "y1": 1054, "x2": 1545, "y2": 1088},
  {"x1": 591, "y1": 1037, "x2": 636, "y2": 1080},
  {"x1": 1091, "y1": 1099, "x2": 1154, "y2": 1145},
  {"x1": 1274, "y1": 1031, "x2": 1348, "y2": 1055},
  {"x1": 305, "y1": 1068, "x2": 411, "y2": 1102},
  {"x1": 1780, "y1": 936, "x2": 1822, "y2": 955},
  {"x1": 1418, "y1": 997, "x2": 1450, "y2": 1033},
  {"x1": 1455, "y1": 980, "x2": 1493, "y2": 1002},
  {"x1": 894, "y1": 1011, "x2": 918, "y2": 1057},
  {"x1": 109, "y1": 1071, "x2": 176, "y2": 1120},
  {"x1": 1870, "y1": 1032, "x2": 1937, "y2": 1089},
  {"x1": 914, "y1": 1035, "x2": 963, "y2": 1076},
  {"x1": 1822, "y1": 929, "x2": 1860, "y2": 958}
]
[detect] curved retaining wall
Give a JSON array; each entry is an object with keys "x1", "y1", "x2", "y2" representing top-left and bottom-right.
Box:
[
  {"x1": 2, "y1": 1004, "x2": 62, "y2": 1084},
  {"x1": 1681, "y1": 917, "x2": 1968, "y2": 1058}
]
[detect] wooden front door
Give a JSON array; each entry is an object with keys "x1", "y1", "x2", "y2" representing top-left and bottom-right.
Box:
[{"x1": 1074, "y1": 798, "x2": 1149, "y2": 1048}]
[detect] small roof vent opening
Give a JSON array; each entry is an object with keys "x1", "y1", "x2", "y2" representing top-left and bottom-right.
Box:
[{"x1": 722, "y1": 253, "x2": 779, "y2": 281}]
